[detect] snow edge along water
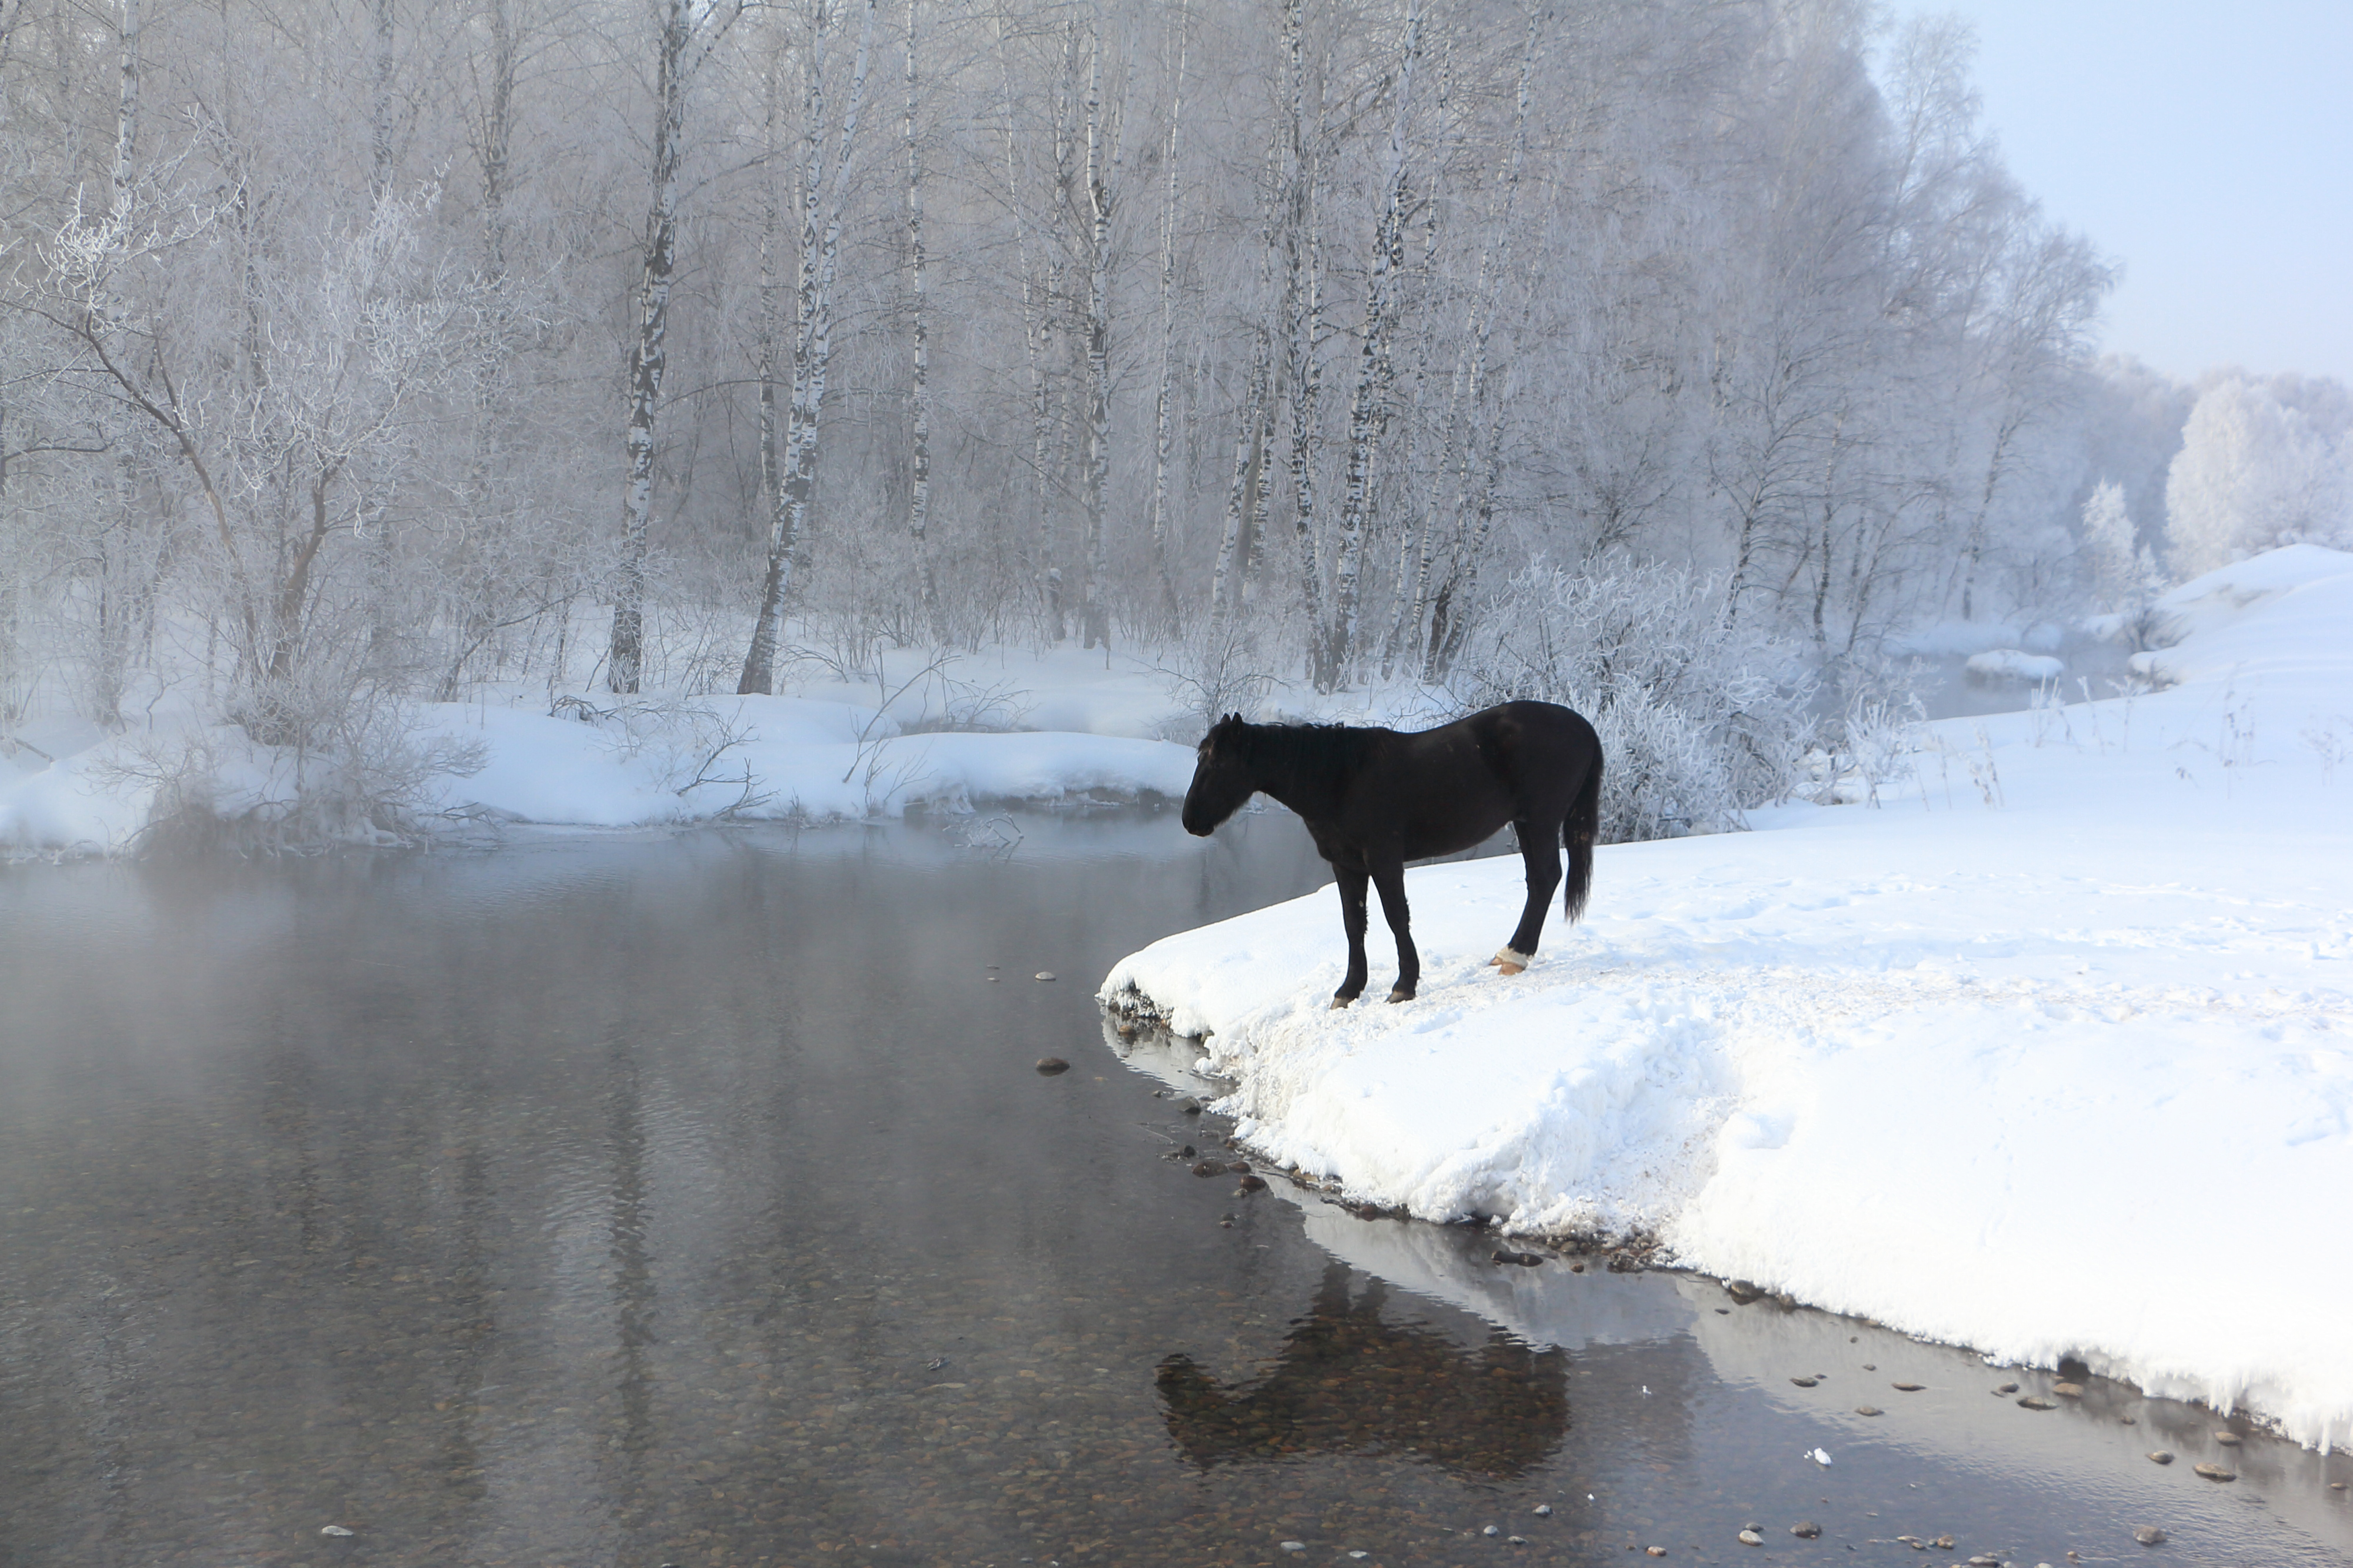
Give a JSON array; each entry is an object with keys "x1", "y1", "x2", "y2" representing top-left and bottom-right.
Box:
[{"x1": 1099, "y1": 546, "x2": 2353, "y2": 1453}]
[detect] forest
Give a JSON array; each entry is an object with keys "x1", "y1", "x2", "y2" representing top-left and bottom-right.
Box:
[{"x1": 1, "y1": 0, "x2": 2346, "y2": 841}]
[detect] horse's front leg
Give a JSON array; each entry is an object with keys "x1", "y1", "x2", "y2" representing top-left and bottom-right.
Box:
[
  {"x1": 1331, "y1": 864, "x2": 1371, "y2": 1008},
  {"x1": 1371, "y1": 858, "x2": 1418, "y2": 1003}
]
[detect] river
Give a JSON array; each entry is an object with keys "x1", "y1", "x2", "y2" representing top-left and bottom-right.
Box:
[{"x1": 1, "y1": 813, "x2": 2345, "y2": 1567}]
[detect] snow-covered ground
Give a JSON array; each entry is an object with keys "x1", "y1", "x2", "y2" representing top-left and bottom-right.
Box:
[
  {"x1": 1102, "y1": 545, "x2": 2353, "y2": 1452},
  {"x1": 0, "y1": 644, "x2": 1228, "y2": 852}
]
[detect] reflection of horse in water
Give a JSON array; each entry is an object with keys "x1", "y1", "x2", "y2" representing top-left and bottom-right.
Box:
[{"x1": 1154, "y1": 1265, "x2": 1568, "y2": 1480}]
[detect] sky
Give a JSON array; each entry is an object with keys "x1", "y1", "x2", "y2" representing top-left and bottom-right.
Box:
[{"x1": 1886, "y1": 0, "x2": 2353, "y2": 386}]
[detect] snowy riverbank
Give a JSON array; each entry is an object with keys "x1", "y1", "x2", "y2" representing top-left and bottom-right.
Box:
[
  {"x1": 0, "y1": 645, "x2": 1222, "y2": 852},
  {"x1": 1101, "y1": 545, "x2": 2353, "y2": 1450}
]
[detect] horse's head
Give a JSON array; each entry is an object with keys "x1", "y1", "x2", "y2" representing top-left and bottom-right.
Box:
[{"x1": 1181, "y1": 713, "x2": 1257, "y2": 836}]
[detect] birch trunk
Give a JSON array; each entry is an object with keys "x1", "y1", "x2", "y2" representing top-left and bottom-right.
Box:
[
  {"x1": 1210, "y1": 326, "x2": 1272, "y2": 630},
  {"x1": 1144, "y1": 12, "x2": 1188, "y2": 631},
  {"x1": 608, "y1": 0, "x2": 694, "y2": 693},
  {"x1": 436, "y1": 0, "x2": 521, "y2": 701},
  {"x1": 1422, "y1": 14, "x2": 1537, "y2": 681},
  {"x1": 1319, "y1": 2, "x2": 1419, "y2": 693},
  {"x1": 1075, "y1": 18, "x2": 1127, "y2": 652},
  {"x1": 1279, "y1": 0, "x2": 1327, "y2": 678},
  {"x1": 740, "y1": 0, "x2": 876, "y2": 695},
  {"x1": 904, "y1": 0, "x2": 940, "y2": 640},
  {"x1": 363, "y1": 0, "x2": 398, "y2": 677},
  {"x1": 111, "y1": 0, "x2": 137, "y2": 222}
]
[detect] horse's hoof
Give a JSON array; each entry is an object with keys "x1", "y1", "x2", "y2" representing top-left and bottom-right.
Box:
[
  {"x1": 1492, "y1": 946, "x2": 1532, "y2": 976},
  {"x1": 1330, "y1": 995, "x2": 1357, "y2": 1010},
  {"x1": 1385, "y1": 987, "x2": 1414, "y2": 1004}
]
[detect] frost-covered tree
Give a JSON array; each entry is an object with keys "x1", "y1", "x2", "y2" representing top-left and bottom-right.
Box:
[
  {"x1": 2079, "y1": 478, "x2": 2163, "y2": 623},
  {"x1": 0, "y1": 0, "x2": 2172, "y2": 770},
  {"x1": 2165, "y1": 375, "x2": 2351, "y2": 579}
]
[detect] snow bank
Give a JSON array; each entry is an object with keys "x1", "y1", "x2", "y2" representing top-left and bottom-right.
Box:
[
  {"x1": 0, "y1": 689, "x2": 1198, "y2": 853},
  {"x1": 1962, "y1": 648, "x2": 2064, "y2": 683},
  {"x1": 1102, "y1": 545, "x2": 2353, "y2": 1449}
]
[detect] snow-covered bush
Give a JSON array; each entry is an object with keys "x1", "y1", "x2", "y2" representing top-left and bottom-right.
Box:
[
  {"x1": 1964, "y1": 649, "x2": 2064, "y2": 685},
  {"x1": 1444, "y1": 562, "x2": 1818, "y2": 841},
  {"x1": 96, "y1": 701, "x2": 485, "y2": 855},
  {"x1": 1155, "y1": 617, "x2": 1279, "y2": 739}
]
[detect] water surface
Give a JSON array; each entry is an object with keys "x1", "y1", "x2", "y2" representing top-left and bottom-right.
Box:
[{"x1": 2, "y1": 813, "x2": 2346, "y2": 1567}]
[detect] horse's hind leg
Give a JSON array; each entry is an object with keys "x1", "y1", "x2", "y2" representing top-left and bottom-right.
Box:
[
  {"x1": 1492, "y1": 818, "x2": 1563, "y2": 974},
  {"x1": 1370, "y1": 858, "x2": 1419, "y2": 1002},
  {"x1": 1331, "y1": 864, "x2": 1371, "y2": 1007}
]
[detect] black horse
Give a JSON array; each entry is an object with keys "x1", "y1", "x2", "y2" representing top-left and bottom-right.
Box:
[{"x1": 1181, "y1": 700, "x2": 1603, "y2": 1006}]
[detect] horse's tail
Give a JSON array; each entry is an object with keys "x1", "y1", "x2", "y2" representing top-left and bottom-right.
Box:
[{"x1": 1562, "y1": 749, "x2": 1602, "y2": 923}]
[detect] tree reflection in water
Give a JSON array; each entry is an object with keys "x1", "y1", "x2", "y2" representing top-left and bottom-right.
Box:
[{"x1": 1155, "y1": 1263, "x2": 1568, "y2": 1479}]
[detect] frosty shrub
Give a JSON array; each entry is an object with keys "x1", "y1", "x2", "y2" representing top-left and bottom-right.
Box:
[
  {"x1": 1445, "y1": 562, "x2": 1817, "y2": 841},
  {"x1": 99, "y1": 700, "x2": 486, "y2": 855},
  {"x1": 1154, "y1": 618, "x2": 1279, "y2": 740}
]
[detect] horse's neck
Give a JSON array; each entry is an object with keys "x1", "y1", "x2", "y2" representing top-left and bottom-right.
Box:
[{"x1": 1252, "y1": 729, "x2": 1348, "y2": 820}]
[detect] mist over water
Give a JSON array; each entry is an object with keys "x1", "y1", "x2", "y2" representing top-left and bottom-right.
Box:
[{"x1": 1, "y1": 816, "x2": 2345, "y2": 1565}]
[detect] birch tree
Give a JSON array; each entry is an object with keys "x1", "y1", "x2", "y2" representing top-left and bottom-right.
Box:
[
  {"x1": 610, "y1": 0, "x2": 741, "y2": 693},
  {"x1": 1142, "y1": 6, "x2": 1188, "y2": 631},
  {"x1": 739, "y1": 0, "x2": 877, "y2": 695},
  {"x1": 1277, "y1": 0, "x2": 1328, "y2": 680},
  {"x1": 902, "y1": 0, "x2": 940, "y2": 640},
  {"x1": 1416, "y1": 8, "x2": 1537, "y2": 680},
  {"x1": 1311, "y1": 2, "x2": 1420, "y2": 693},
  {"x1": 1073, "y1": 14, "x2": 1125, "y2": 652}
]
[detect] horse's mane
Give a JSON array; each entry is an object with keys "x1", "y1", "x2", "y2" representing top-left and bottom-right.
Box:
[{"x1": 1234, "y1": 718, "x2": 1389, "y2": 776}]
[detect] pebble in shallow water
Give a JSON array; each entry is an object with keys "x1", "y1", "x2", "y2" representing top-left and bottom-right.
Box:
[
  {"x1": 1035, "y1": 1057, "x2": 1069, "y2": 1075},
  {"x1": 2052, "y1": 1381, "x2": 2084, "y2": 1397},
  {"x1": 2193, "y1": 1463, "x2": 2237, "y2": 1482},
  {"x1": 2212, "y1": 1430, "x2": 2242, "y2": 1446},
  {"x1": 1791, "y1": 1523, "x2": 1822, "y2": 1539},
  {"x1": 320, "y1": 1524, "x2": 355, "y2": 1537},
  {"x1": 2147, "y1": 1450, "x2": 2175, "y2": 1464},
  {"x1": 2133, "y1": 1526, "x2": 2167, "y2": 1546},
  {"x1": 2017, "y1": 1395, "x2": 2057, "y2": 1410},
  {"x1": 1737, "y1": 1529, "x2": 1764, "y2": 1546},
  {"x1": 1034, "y1": 971, "x2": 1056, "y2": 981},
  {"x1": 1534, "y1": 1504, "x2": 1553, "y2": 1517},
  {"x1": 1854, "y1": 1404, "x2": 1884, "y2": 1417}
]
